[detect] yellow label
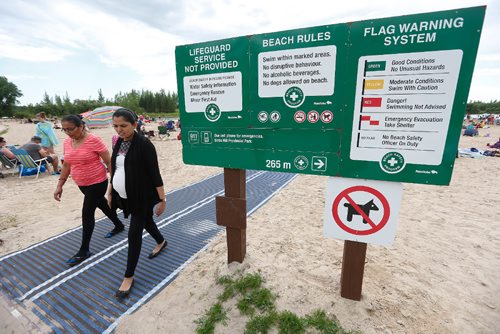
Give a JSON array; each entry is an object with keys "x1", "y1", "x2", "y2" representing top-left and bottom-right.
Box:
[{"x1": 364, "y1": 80, "x2": 384, "y2": 90}]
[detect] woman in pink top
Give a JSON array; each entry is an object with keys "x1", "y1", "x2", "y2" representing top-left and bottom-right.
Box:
[{"x1": 53, "y1": 115, "x2": 125, "y2": 266}]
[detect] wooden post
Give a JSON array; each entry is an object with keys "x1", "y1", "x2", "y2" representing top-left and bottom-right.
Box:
[
  {"x1": 215, "y1": 168, "x2": 246, "y2": 263},
  {"x1": 340, "y1": 240, "x2": 367, "y2": 301}
]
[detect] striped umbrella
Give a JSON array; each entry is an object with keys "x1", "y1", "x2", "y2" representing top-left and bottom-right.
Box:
[{"x1": 83, "y1": 106, "x2": 122, "y2": 128}]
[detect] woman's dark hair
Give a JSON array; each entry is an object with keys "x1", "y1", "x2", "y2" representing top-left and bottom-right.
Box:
[
  {"x1": 113, "y1": 108, "x2": 137, "y2": 124},
  {"x1": 61, "y1": 114, "x2": 84, "y2": 127}
]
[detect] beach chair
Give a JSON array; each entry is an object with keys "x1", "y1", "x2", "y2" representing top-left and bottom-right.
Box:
[
  {"x1": 157, "y1": 126, "x2": 170, "y2": 140},
  {"x1": 0, "y1": 151, "x2": 17, "y2": 169},
  {"x1": 11, "y1": 148, "x2": 48, "y2": 179},
  {"x1": 0, "y1": 151, "x2": 19, "y2": 177}
]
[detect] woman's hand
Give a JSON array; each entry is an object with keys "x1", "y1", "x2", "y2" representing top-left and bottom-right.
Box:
[
  {"x1": 155, "y1": 200, "x2": 166, "y2": 216},
  {"x1": 107, "y1": 192, "x2": 112, "y2": 208},
  {"x1": 54, "y1": 186, "x2": 63, "y2": 201}
]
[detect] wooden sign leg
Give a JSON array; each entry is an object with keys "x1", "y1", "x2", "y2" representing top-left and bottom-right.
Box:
[
  {"x1": 215, "y1": 168, "x2": 247, "y2": 263},
  {"x1": 340, "y1": 240, "x2": 367, "y2": 301},
  {"x1": 226, "y1": 227, "x2": 246, "y2": 263}
]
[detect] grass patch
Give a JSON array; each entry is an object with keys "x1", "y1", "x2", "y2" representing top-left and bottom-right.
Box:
[
  {"x1": 304, "y1": 310, "x2": 342, "y2": 334},
  {"x1": 245, "y1": 312, "x2": 276, "y2": 334},
  {"x1": 195, "y1": 271, "x2": 358, "y2": 334},
  {"x1": 194, "y1": 302, "x2": 228, "y2": 334},
  {"x1": 277, "y1": 310, "x2": 305, "y2": 333}
]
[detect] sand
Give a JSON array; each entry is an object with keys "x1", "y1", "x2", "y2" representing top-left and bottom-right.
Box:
[{"x1": 0, "y1": 119, "x2": 499, "y2": 333}]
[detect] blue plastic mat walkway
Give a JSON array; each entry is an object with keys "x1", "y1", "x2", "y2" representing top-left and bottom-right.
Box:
[{"x1": 0, "y1": 170, "x2": 296, "y2": 333}]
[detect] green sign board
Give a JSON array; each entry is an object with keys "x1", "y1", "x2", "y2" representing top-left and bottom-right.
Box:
[{"x1": 175, "y1": 6, "x2": 485, "y2": 185}]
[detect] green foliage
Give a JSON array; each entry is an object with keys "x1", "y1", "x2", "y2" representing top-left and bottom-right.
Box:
[
  {"x1": 195, "y1": 272, "x2": 355, "y2": 334},
  {"x1": 245, "y1": 312, "x2": 276, "y2": 334},
  {"x1": 97, "y1": 89, "x2": 105, "y2": 104},
  {"x1": 194, "y1": 303, "x2": 228, "y2": 334},
  {"x1": 216, "y1": 274, "x2": 234, "y2": 286},
  {"x1": 234, "y1": 273, "x2": 264, "y2": 294},
  {"x1": 0, "y1": 76, "x2": 23, "y2": 117},
  {"x1": 2, "y1": 74, "x2": 178, "y2": 117},
  {"x1": 237, "y1": 288, "x2": 276, "y2": 316},
  {"x1": 138, "y1": 89, "x2": 178, "y2": 114},
  {"x1": 466, "y1": 100, "x2": 500, "y2": 115},
  {"x1": 13, "y1": 110, "x2": 34, "y2": 119},
  {"x1": 217, "y1": 275, "x2": 236, "y2": 302},
  {"x1": 276, "y1": 311, "x2": 305, "y2": 334},
  {"x1": 304, "y1": 310, "x2": 341, "y2": 334}
]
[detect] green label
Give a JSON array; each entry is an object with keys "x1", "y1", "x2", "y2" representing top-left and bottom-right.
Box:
[
  {"x1": 365, "y1": 61, "x2": 386, "y2": 72},
  {"x1": 175, "y1": 6, "x2": 486, "y2": 185}
]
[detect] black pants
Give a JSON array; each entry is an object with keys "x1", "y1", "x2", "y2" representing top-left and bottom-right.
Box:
[
  {"x1": 78, "y1": 179, "x2": 123, "y2": 254},
  {"x1": 125, "y1": 203, "x2": 164, "y2": 277}
]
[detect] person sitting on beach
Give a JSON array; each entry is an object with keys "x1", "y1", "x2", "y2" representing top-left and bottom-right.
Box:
[
  {"x1": 487, "y1": 137, "x2": 500, "y2": 149},
  {"x1": 21, "y1": 136, "x2": 60, "y2": 174},
  {"x1": 0, "y1": 137, "x2": 17, "y2": 163},
  {"x1": 166, "y1": 120, "x2": 175, "y2": 131},
  {"x1": 463, "y1": 123, "x2": 479, "y2": 136}
]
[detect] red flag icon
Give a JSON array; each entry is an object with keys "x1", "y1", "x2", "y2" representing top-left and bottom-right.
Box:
[
  {"x1": 360, "y1": 115, "x2": 380, "y2": 126},
  {"x1": 362, "y1": 97, "x2": 382, "y2": 107}
]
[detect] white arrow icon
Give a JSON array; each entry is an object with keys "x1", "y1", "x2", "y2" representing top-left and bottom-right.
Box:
[{"x1": 314, "y1": 159, "x2": 325, "y2": 169}]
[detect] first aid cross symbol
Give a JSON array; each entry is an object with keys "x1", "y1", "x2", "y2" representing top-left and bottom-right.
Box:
[
  {"x1": 387, "y1": 157, "x2": 398, "y2": 166},
  {"x1": 379, "y1": 151, "x2": 406, "y2": 174},
  {"x1": 283, "y1": 86, "x2": 304, "y2": 108},
  {"x1": 204, "y1": 103, "x2": 221, "y2": 122}
]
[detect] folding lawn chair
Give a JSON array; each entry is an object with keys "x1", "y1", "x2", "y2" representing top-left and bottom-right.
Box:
[
  {"x1": 11, "y1": 148, "x2": 48, "y2": 179},
  {"x1": 0, "y1": 151, "x2": 17, "y2": 169},
  {"x1": 0, "y1": 151, "x2": 20, "y2": 177},
  {"x1": 157, "y1": 126, "x2": 170, "y2": 140}
]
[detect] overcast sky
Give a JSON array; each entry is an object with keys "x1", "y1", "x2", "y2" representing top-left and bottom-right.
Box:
[{"x1": 0, "y1": 0, "x2": 498, "y2": 105}]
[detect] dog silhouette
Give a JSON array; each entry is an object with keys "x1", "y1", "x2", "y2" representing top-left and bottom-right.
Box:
[{"x1": 343, "y1": 199, "x2": 379, "y2": 224}]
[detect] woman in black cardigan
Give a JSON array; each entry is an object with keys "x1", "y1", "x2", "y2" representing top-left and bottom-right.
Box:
[{"x1": 108, "y1": 108, "x2": 167, "y2": 298}]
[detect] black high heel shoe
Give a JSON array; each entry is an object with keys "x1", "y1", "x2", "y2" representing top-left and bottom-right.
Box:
[{"x1": 115, "y1": 279, "x2": 134, "y2": 299}]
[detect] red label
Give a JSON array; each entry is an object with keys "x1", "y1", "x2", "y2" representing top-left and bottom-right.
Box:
[{"x1": 362, "y1": 97, "x2": 382, "y2": 107}]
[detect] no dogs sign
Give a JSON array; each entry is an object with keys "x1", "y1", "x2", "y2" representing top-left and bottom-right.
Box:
[{"x1": 323, "y1": 177, "x2": 403, "y2": 246}]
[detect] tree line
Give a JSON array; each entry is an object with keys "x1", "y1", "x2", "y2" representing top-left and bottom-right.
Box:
[
  {"x1": 0, "y1": 76, "x2": 178, "y2": 118},
  {"x1": 465, "y1": 100, "x2": 500, "y2": 115}
]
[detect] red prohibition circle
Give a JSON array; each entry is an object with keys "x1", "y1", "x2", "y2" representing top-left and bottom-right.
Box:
[
  {"x1": 294, "y1": 110, "x2": 306, "y2": 123},
  {"x1": 331, "y1": 185, "x2": 390, "y2": 235}
]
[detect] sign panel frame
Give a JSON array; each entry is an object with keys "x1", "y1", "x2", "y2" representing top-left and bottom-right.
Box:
[{"x1": 175, "y1": 6, "x2": 486, "y2": 185}]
